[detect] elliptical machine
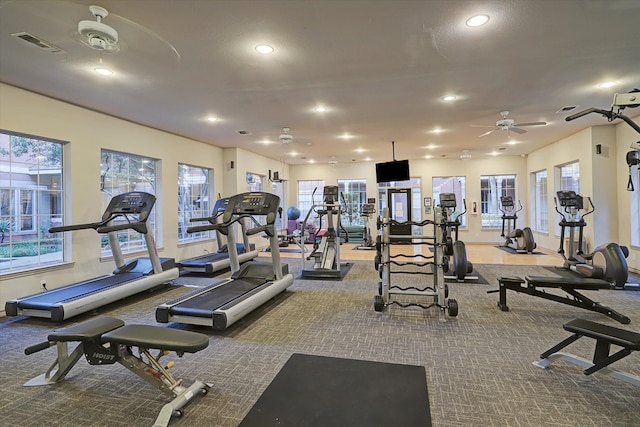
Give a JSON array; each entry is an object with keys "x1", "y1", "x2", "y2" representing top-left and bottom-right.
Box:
[
  {"x1": 499, "y1": 196, "x2": 536, "y2": 253},
  {"x1": 554, "y1": 190, "x2": 629, "y2": 288},
  {"x1": 354, "y1": 203, "x2": 376, "y2": 250},
  {"x1": 439, "y1": 193, "x2": 475, "y2": 282}
]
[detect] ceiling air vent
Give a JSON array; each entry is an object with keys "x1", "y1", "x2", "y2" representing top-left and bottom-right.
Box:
[
  {"x1": 11, "y1": 32, "x2": 66, "y2": 54},
  {"x1": 556, "y1": 105, "x2": 579, "y2": 113}
]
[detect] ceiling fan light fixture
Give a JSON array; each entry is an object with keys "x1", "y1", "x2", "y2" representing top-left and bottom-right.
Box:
[
  {"x1": 94, "y1": 67, "x2": 113, "y2": 76},
  {"x1": 255, "y1": 44, "x2": 274, "y2": 54},
  {"x1": 466, "y1": 14, "x2": 490, "y2": 27}
]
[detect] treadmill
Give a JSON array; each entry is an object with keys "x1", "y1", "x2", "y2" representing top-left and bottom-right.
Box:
[
  {"x1": 156, "y1": 192, "x2": 294, "y2": 330},
  {"x1": 5, "y1": 192, "x2": 179, "y2": 322},
  {"x1": 178, "y1": 197, "x2": 258, "y2": 274}
]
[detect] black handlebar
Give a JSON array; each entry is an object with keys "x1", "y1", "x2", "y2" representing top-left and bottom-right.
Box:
[
  {"x1": 25, "y1": 341, "x2": 53, "y2": 355},
  {"x1": 566, "y1": 108, "x2": 640, "y2": 134}
]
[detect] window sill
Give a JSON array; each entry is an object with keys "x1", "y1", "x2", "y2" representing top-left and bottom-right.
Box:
[{"x1": 0, "y1": 261, "x2": 75, "y2": 281}]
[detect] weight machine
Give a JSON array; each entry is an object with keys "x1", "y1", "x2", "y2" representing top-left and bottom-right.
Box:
[{"x1": 499, "y1": 196, "x2": 537, "y2": 254}]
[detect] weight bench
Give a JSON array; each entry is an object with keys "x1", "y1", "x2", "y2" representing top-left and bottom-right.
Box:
[
  {"x1": 494, "y1": 276, "x2": 630, "y2": 324},
  {"x1": 24, "y1": 317, "x2": 212, "y2": 427},
  {"x1": 534, "y1": 318, "x2": 640, "y2": 386}
]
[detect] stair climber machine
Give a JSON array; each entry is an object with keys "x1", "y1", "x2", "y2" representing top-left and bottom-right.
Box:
[
  {"x1": 373, "y1": 204, "x2": 458, "y2": 319},
  {"x1": 499, "y1": 196, "x2": 537, "y2": 253},
  {"x1": 354, "y1": 203, "x2": 377, "y2": 250},
  {"x1": 554, "y1": 190, "x2": 629, "y2": 289},
  {"x1": 438, "y1": 193, "x2": 476, "y2": 282},
  {"x1": 299, "y1": 186, "x2": 346, "y2": 279},
  {"x1": 156, "y1": 192, "x2": 294, "y2": 329},
  {"x1": 6, "y1": 192, "x2": 179, "y2": 322},
  {"x1": 178, "y1": 197, "x2": 258, "y2": 274}
]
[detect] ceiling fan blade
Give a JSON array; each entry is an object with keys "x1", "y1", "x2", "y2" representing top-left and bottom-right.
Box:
[
  {"x1": 478, "y1": 129, "x2": 497, "y2": 137},
  {"x1": 514, "y1": 121, "x2": 547, "y2": 127},
  {"x1": 510, "y1": 127, "x2": 527, "y2": 134},
  {"x1": 470, "y1": 124, "x2": 497, "y2": 128}
]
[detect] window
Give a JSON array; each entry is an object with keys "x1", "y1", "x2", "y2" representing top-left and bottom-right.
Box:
[
  {"x1": 480, "y1": 175, "x2": 516, "y2": 228},
  {"x1": 0, "y1": 131, "x2": 64, "y2": 273},
  {"x1": 178, "y1": 163, "x2": 213, "y2": 243},
  {"x1": 557, "y1": 162, "x2": 580, "y2": 193},
  {"x1": 432, "y1": 176, "x2": 467, "y2": 227},
  {"x1": 100, "y1": 149, "x2": 158, "y2": 256},
  {"x1": 338, "y1": 179, "x2": 366, "y2": 226},
  {"x1": 246, "y1": 172, "x2": 264, "y2": 192},
  {"x1": 297, "y1": 180, "x2": 324, "y2": 222},
  {"x1": 531, "y1": 169, "x2": 548, "y2": 233},
  {"x1": 554, "y1": 162, "x2": 580, "y2": 237}
]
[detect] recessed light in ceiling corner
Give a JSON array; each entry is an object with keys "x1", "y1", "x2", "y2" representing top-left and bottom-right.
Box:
[
  {"x1": 556, "y1": 105, "x2": 579, "y2": 113},
  {"x1": 466, "y1": 14, "x2": 490, "y2": 27}
]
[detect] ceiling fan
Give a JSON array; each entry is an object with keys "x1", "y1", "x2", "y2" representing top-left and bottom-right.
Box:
[
  {"x1": 278, "y1": 127, "x2": 313, "y2": 146},
  {"x1": 6, "y1": 2, "x2": 180, "y2": 67},
  {"x1": 472, "y1": 111, "x2": 547, "y2": 137}
]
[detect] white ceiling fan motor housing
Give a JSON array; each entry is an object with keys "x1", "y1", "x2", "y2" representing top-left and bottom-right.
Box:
[{"x1": 78, "y1": 6, "x2": 118, "y2": 50}]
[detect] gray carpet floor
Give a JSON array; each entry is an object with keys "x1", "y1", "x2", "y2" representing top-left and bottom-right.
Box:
[{"x1": 1, "y1": 259, "x2": 639, "y2": 426}]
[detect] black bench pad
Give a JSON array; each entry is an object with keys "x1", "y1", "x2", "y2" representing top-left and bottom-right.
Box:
[
  {"x1": 564, "y1": 319, "x2": 640, "y2": 350},
  {"x1": 48, "y1": 317, "x2": 125, "y2": 342},
  {"x1": 525, "y1": 275, "x2": 611, "y2": 290},
  {"x1": 102, "y1": 325, "x2": 209, "y2": 353}
]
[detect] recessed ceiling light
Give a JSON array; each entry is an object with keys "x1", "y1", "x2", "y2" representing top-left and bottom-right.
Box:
[
  {"x1": 598, "y1": 81, "x2": 617, "y2": 88},
  {"x1": 255, "y1": 44, "x2": 274, "y2": 54},
  {"x1": 425, "y1": 155, "x2": 433, "y2": 159},
  {"x1": 94, "y1": 67, "x2": 113, "y2": 76},
  {"x1": 442, "y1": 95, "x2": 457, "y2": 101},
  {"x1": 261, "y1": 139, "x2": 272, "y2": 144},
  {"x1": 354, "y1": 148, "x2": 366, "y2": 153},
  {"x1": 314, "y1": 106, "x2": 328, "y2": 113},
  {"x1": 425, "y1": 144, "x2": 437, "y2": 149},
  {"x1": 206, "y1": 116, "x2": 219, "y2": 122},
  {"x1": 466, "y1": 14, "x2": 490, "y2": 27},
  {"x1": 338, "y1": 133, "x2": 353, "y2": 140},
  {"x1": 430, "y1": 129, "x2": 444, "y2": 134}
]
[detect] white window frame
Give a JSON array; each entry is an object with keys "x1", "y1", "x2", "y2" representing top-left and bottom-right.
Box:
[
  {"x1": 531, "y1": 169, "x2": 548, "y2": 233},
  {"x1": 480, "y1": 174, "x2": 516, "y2": 229},
  {"x1": 178, "y1": 163, "x2": 213, "y2": 244}
]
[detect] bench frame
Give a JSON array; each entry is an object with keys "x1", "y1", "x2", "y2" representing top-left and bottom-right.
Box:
[
  {"x1": 24, "y1": 317, "x2": 212, "y2": 427},
  {"x1": 496, "y1": 276, "x2": 630, "y2": 324},
  {"x1": 533, "y1": 318, "x2": 640, "y2": 387}
]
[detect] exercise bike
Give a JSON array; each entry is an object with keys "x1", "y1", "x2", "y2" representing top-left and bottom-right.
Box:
[
  {"x1": 439, "y1": 193, "x2": 475, "y2": 282},
  {"x1": 499, "y1": 195, "x2": 537, "y2": 253},
  {"x1": 555, "y1": 190, "x2": 629, "y2": 288},
  {"x1": 354, "y1": 203, "x2": 376, "y2": 250}
]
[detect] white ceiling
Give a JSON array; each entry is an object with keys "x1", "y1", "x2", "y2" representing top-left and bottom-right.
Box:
[{"x1": 1, "y1": 0, "x2": 638, "y2": 165}]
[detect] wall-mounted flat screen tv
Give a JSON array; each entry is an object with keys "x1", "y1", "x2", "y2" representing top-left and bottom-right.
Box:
[{"x1": 375, "y1": 159, "x2": 410, "y2": 183}]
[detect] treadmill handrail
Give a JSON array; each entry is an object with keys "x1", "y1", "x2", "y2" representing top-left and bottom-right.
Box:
[
  {"x1": 189, "y1": 211, "x2": 225, "y2": 223},
  {"x1": 97, "y1": 221, "x2": 149, "y2": 234},
  {"x1": 49, "y1": 212, "x2": 121, "y2": 233}
]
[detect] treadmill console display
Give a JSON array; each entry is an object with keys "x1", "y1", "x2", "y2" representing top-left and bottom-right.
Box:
[
  {"x1": 103, "y1": 192, "x2": 156, "y2": 221},
  {"x1": 230, "y1": 192, "x2": 281, "y2": 217},
  {"x1": 439, "y1": 193, "x2": 457, "y2": 209}
]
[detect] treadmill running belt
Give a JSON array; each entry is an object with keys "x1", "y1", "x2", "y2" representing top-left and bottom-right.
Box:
[
  {"x1": 16, "y1": 273, "x2": 143, "y2": 310},
  {"x1": 179, "y1": 252, "x2": 228, "y2": 268},
  {"x1": 168, "y1": 278, "x2": 266, "y2": 317}
]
